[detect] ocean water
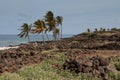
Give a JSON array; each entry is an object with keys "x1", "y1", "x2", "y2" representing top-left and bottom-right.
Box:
[{"x1": 0, "y1": 34, "x2": 72, "y2": 47}]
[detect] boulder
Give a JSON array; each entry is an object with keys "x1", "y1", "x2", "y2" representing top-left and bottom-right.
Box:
[
  {"x1": 99, "y1": 58, "x2": 109, "y2": 66},
  {"x1": 82, "y1": 66, "x2": 92, "y2": 73}
]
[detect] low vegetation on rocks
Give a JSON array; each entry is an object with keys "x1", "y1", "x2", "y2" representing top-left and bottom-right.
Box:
[{"x1": 0, "y1": 28, "x2": 120, "y2": 80}]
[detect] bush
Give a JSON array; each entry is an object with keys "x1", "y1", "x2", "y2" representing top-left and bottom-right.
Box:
[
  {"x1": 111, "y1": 28, "x2": 120, "y2": 31},
  {"x1": 88, "y1": 33, "x2": 98, "y2": 38},
  {"x1": 114, "y1": 63, "x2": 120, "y2": 71},
  {"x1": 81, "y1": 32, "x2": 90, "y2": 37},
  {"x1": 108, "y1": 72, "x2": 120, "y2": 80}
]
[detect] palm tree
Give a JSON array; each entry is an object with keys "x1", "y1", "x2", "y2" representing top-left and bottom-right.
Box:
[
  {"x1": 44, "y1": 11, "x2": 54, "y2": 31},
  {"x1": 41, "y1": 20, "x2": 49, "y2": 41},
  {"x1": 95, "y1": 28, "x2": 98, "y2": 32},
  {"x1": 33, "y1": 19, "x2": 46, "y2": 43},
  {"x1": 18, "y1": 23, "x2": 31, "y2": 42},
  {"x1": 100, "y1": 27, "x2": 103, "y2": 32},
  {"x1": 56, "y1": 16, "x2": 63, "y2": 39},
  {"x1": 44, "y1": 11, "x2": 63, "y2": 41},
  {"x1": 53, "y1": 28, "x2": 60, "y2": 41},
  {"x1": 44, "y1": 28, "x2": 49, "y2": 41},
  {"x1": 44, "y1": 11, "x2": 56, "y2": 40},
  {"x1": 87, "y1": 28, "x2": 90, "y2": 33}
]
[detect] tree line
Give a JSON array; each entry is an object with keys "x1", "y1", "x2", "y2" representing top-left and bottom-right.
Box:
[
  {"x1": 87, "y1": 27, "x2": 120, "y2": 33},
  {"x1": 18, "y1": 11, "x2": 63, "y2": 42}
]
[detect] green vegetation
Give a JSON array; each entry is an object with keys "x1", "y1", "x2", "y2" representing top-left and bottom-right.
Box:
[
  {"x1": 18, "y1": 23, "x2": 31, "y2": 42},
  {"x1": 111, "y1": 28, "x2": 120, "y2": 31},
  {"x1": 53, "y1": 28, "x2": 60, "y2": 40},
  {"x1": 0, "y1": 73, "x2": 24, "y2": 80},
  {"x1": 88, "y1": 33, "x2": 98, "y2": 38},
  {"x1": 0, "y1": 51, "x2": 98, "y2": 80},
  {"x1": 32, "y1": 19, "x2": 47, "y2": 43},
  {"x1": 87, "y1": 28, "x2": 91, "y2": 33},
  {"x1": 15, "y1": 12, "x2": 120, "y2": 80},
  {"x1": 18, "y1": 11, "x2": 63, "y2": 41},
  {"x1": 108, "y1": 72, "x2": 120, "y2": 80},
  {"x1": 44, "y1": 11, "x2": 63, "y2": 40},
  {"x1": 81, "y1": 27, "x2": 120, "y2": 39},
  {"x1": 81, "y1": 32, "x2": 98, "y2": 38},
  {"x1": 56, "y1": 16, "x2": 63, "y2": 38},
  {"x1": 114, "y1": 63, "x2": 120, "y2": 71},
  {"x1": 0, "y1": 50, "x2": 120, "y2": 80}
]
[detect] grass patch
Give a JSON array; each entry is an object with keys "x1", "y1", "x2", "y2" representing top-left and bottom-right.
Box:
[
  {"x1": 0, "y1": 50, "x2": 119, "y2": 80},
  {"x1": 108, "y1": 71, "x2": 120, "y2": 80},
  {"x1": 114, "y1": 63, "x2": 120, "y2": 71},
  {"x1": 0, "y1": 72, "x2": 24, "y2": 80}
]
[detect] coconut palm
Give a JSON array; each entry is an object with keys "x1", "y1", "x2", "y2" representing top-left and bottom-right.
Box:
[
  {"x1": 95, "y1": 28, "x2": 98, "y2": 32},
  {"x1": 56, "y1": 16, "x2": 63, "y2": 39},
  {"x1": 87, "y1": 28, "x2": 90, "y2": 33},
  {"x1": 18, "y1": 23, "x2": 31, "y2": 42},
  {"x1": 44, "y1": 11, "x2": 56, "y2": 40},
  {"x1": 44, "y1": 28, "x2": 49, "y2": 41},
  {"x1": 53, "y1": 28, "x2": 60, "y2": 41},
  {"x1": 33, "y1": 19, "x2": 46, "y2": 43},
  {"x1": 44, "y1": 11, "x2": 54, "y2": 31},
  {"x1": 42, "y1": 20, "x2": 49, "y2": 41}
]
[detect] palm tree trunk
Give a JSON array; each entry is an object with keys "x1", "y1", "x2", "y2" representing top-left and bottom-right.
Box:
[
  {"x1": 45, "y1": 33, "x2": 49, "y2": 41},
  {"x1": 42, "y1": 31, "x2": 45, "y2": 44},
  {"x1": 28, "y1": 34, "x2": 30, "y2": 42},
  {"x1": 61, "y1": 25, "x2": 62, "y2": 39},
  {"x1": 53, "y1": 31, "x2": 56, "y2": 41}
]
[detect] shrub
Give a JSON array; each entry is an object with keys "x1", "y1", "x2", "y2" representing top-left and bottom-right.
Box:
[
  {"x1": 111, "y1": 28, "x2": 120, "y2": 32},
  {"x1": 88, "y1": 33, "x2": 98, "y2": 38},
  {"x1": 81, "y1": 32, "x2": 90, "y2": 37},
  {"x1": 114, "y1": 63, "x2": 120, "y2": 71},
  {"x1": 108, "y1": 71, "x2": 120, "y2": 80}
]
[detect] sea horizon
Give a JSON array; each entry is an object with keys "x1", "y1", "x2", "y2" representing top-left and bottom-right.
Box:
[{"x1": 0, "y1": 34, "x2": 73, "y2": 47}]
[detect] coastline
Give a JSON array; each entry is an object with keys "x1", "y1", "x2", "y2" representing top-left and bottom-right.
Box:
[
  {"x1": 0, "y1": 34, "x2": 73, "y2": 47},
  {"x1": 0, "y1": 46, "x2": 19, "y2": 50},
  {"x1": 0, "y1": 30, "x2": 119, "y2": 79}
]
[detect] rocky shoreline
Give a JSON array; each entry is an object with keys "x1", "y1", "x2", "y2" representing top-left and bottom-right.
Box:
[
  {"x1": 0, "y1": 46, "x2": 19, "y2": 50},
  {"x1": 0, "y1": 31, "x2": 119, "y2": 79}
]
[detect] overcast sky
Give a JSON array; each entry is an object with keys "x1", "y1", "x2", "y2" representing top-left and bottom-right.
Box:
[{"x1": 0, "y1": 0, "x2": 120, "y2": 34}]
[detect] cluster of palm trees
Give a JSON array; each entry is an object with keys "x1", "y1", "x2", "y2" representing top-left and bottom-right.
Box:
[{"x1": 18, "y1": 11, "x2": 63, "y2": 42}]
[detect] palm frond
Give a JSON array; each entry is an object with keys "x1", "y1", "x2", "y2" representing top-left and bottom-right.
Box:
[{"x1": 18, "y1": 23, "x2": 31, "y2": 41}]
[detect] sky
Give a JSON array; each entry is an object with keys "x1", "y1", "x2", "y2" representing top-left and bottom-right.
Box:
[{"x1": 0, "y1": 0, "x2": 120, "y2": 35}]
